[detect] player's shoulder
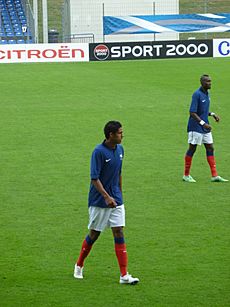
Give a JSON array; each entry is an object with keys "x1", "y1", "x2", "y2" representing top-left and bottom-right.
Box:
[
  {"x1": 94, "y1": 143, "x2": 103, "y2": 150},
  {"x1": 117, "y1": 144, "x2": 124, "y2": 157},
  {"x1": 94, "y1": 143, "x2": 124, "y2": 153},
  {"x1": 93, "y1": 143, "x2": 105, "y2": 154},
  {"x1": 192, "y1": 87, "x2": 203, "y2": 100},
  {"x1": 193, "y1": 87, "x2": 202, "y2": 96},
  {"x1": 117, "y1": 144, "x2": 124, "y2": 151},
  {"x1": 91, "y1": 143, "x2": 101, "y2": 155}
]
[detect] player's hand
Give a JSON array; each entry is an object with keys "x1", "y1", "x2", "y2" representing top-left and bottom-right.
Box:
[
  {"x1": 104, "y1": 195, "x2": 117, "y2": 208},
  {"x1": 213, "y1": 114, "x2": 220, "y2": 122},
  {"x1": 204, "y1": 123, "x2": 212, "y2": 131}
]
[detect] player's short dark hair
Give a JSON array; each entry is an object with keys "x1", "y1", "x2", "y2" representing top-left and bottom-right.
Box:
[
  {"x1": 104, "y1": 121, "x2": 122, "y2": 139},
  {"x1": 200, "y1": 74, "x2": 210, "y2": 82}
]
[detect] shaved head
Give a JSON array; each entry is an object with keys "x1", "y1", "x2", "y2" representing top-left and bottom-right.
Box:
[
  {"x1": 200, "y1": 74, "x2": 210, "y2": 82},
  {"x1": 200, "y1": 74, "x2": 211, "y2": 90}
]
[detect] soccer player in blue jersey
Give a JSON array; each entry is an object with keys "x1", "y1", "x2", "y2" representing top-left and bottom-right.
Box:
[
  {"x1": 74, "y1": 121, "x2": 139, "y2": 285},
  {"x1": 183, "y1": 74, "x2": 228, "y2": 183}
]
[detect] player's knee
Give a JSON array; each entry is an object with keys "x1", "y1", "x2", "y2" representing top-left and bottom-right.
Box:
[
  {"x1": 112, "y1": 227, "x2": 124, "y2": 238},
  {"x1": 205, "y1": 144, "x2": 214, "y2": 153},
  {"x1": 187, "y1": 145, "x2": 196, "y2": 156},
  {"x1": 89, "y1": 230, "x2": 101, "y2": 242},
  {"x1": 189, "y1": 144, "x2": 197, "y2": 152}
]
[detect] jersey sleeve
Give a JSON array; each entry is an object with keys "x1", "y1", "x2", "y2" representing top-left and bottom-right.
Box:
[
  {"x1": 189, "y1": 92, "x2": 199, "y2": 113},
  {"x1": 90, "y1": 149, "x2": 103, "y2": 180}
]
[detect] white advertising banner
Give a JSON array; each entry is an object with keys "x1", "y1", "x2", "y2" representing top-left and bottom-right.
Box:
[
  {"x1": 0, "y1": 43, "x2": 89, "y2": 64},
  {"x1": 213, "y1": 39, "x2": 230, "y2": 57}
]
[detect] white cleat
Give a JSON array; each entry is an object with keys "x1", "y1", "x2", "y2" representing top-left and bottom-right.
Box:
[
  {"x1": 183, "y1": 175, "x2": 196, "y2": 183},
  {"x1": 74, "y1": 265, "x2": 83, "y2": 279},
  {"x1": 119, "y1": 273, "x2": 139, "y2": 285},
  {"x1": 211, "y1": 176, "x2": 228, "y2": 182}
]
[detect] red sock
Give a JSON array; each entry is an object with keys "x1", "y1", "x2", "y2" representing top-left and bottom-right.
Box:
[
  {"x1": 76, "y1": 238, "x2": 93, "y2": 267},
  {"x1": 115, "y1": 243, "x2": 128, "y2": 277},
  {"x1": 207, "y1": 155, "x2": 218, "y2": 177},
  {"x1": 184, "y1": 155, "x2": 193, "y2": 176}
]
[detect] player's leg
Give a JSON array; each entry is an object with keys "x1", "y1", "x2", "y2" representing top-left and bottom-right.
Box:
[
  {"x1": 185, "y1": 143, "x2": 197, "y2": 175},
  {"x1": 183, "y1": 139, "x2": 197, "y2": 182},
  {"x1": 74, "y1": 229, "x2": 100, "y2": 279},
  {"x1": 74, "y1": 206, "x2": 109, "y2": 279},
  {"x1": 204, "y1": 141, "x2": 228, "y2": 182},
  {"x1": 204, "y1": 143, "x2": 218, "y2": 177},
  {"x1": 76, "y1": 229, "x2": 100, "y2": 268},
  {"x1": 110, "y1": 205, "x2": 139, "y2": 284},
  {"x1": 112, "y1": 226, "x2": 127, "y2": 277}
]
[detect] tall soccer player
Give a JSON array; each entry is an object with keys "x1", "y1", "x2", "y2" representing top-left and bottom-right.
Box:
[
  {"x1": 74, "y1": 121, "x2": 139, "y2": 285},
  {"x1": 183, "y1": 74, "x2": 228, "y2": 183}
]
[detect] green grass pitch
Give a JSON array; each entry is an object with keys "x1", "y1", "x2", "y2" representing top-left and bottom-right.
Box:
[{"x1": 0, "y1": 58, "x2": 230, "y2": 306}]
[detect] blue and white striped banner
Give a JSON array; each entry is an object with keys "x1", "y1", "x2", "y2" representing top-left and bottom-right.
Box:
[{"x1": 103, "y1": 13, "x2": 230, "y2": 35}]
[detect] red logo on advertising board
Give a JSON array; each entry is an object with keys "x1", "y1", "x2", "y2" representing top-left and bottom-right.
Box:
[{"x1": 94, "y1": 44, "x2": 109, "y2": 60}]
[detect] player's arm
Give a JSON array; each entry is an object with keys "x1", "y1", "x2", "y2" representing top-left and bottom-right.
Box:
[
  {"x1": 91, "y1": 179, "x2": 117, "y2": 208},
  {"x1": 190, "y1": 112, "x2": 212, "y2": 130},
  {"x1": 119, "y1": 175, "x2": 122, "y2": 193},
  {"x1": 209, "y1": 112, "x2": 220, "y2": 122}
]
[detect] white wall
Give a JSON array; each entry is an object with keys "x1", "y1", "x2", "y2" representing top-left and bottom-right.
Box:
[{"x1": 69, "y1": 0, "x2": 179, "y2": 42}]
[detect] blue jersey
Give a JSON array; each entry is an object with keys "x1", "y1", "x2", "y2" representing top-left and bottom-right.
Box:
[
  {"x1": 187, "y1": 87, "x2": 210, "y2": 134},
  {"x1": 88, "y1": 141, "x2": 124, "y2": 208}
]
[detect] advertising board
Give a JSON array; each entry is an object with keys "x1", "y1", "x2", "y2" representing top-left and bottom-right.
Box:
[
  {"x1": 0, "y1": 43, "x2": 89, "y2": 64},
  {"x1": 213, "y1": 39, "x2": 230, "y2": 57},
  {"x1": 89, "y1": 40, "x2": 213, "y2": 61}
]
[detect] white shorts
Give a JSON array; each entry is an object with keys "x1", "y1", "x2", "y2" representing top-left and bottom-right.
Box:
[
  {"x1": 188, "y1": 131, "x2": 213, "y2": 145},
  {"x1": 88, "y1": 204, "x2": 125, "y2": 232}
]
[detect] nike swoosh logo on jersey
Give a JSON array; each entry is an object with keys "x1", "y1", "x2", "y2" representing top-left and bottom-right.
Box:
[
  {"x1": 105, "y1": 159, "x2": 111, "y2": 162},
  {"x1": 202, "y1": 100, "x2": 206, "y2": 102}
]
